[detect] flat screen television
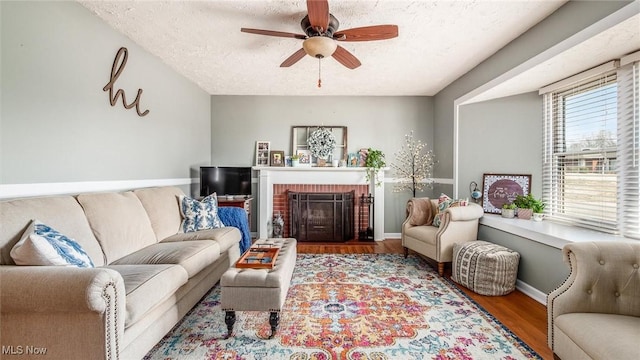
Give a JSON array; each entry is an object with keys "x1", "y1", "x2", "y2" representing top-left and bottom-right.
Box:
[{"x1": 200, "y1": 166, "x2": 252, "y2": 197}]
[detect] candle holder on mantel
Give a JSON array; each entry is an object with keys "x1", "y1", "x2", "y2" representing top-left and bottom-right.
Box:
[{"x1": 358, "y1": 194, "x2": 374, "y2": 241}]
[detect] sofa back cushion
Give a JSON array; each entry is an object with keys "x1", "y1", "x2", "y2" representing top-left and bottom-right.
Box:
[
  {"x1": 0, "y1": 196, "x2": 105, "y2": 266},
  {"x1": 77, "y1": 191, "x2": 156, "y2": 264},
  {"x1": 133, "y1": 186, "x2": 185, "y2": 241}
]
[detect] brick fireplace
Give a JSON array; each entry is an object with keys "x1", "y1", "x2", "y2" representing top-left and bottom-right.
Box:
[
  {"x1": 273, "y1": 184, "x2": 368, "y2": 240},
  {"x1": 254, "y1": 167, "x2": 386, "y2": 240}
]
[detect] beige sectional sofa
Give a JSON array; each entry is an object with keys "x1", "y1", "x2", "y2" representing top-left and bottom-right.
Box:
[{"x1": 0, "y1": 186, "x2": 241, "y2": 360}]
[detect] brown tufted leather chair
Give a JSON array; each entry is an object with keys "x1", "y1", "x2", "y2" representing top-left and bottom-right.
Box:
[{"x1": 547, "y1": 241, "x2": 640, "y2": 360}]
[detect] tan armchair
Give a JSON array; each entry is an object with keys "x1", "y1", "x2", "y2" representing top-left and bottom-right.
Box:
[
  {"x1": 547, "y1": 241, "x2": 640, "y2": 360},
  {"x1": 401, "y1": 198, "x2": 484, "y2": 276}
]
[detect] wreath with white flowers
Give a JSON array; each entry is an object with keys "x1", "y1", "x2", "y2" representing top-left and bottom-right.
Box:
[{"x1": 307, "y1": 128, "x2": 336, "y2": 159}]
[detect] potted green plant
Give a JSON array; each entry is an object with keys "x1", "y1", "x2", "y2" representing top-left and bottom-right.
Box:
[
  {"x1": 531, "y1": 198, "x2": 546, "y2": 222},
  {"x1": 290, "y1": 154, "x2": 299, "y2": 167},
  {"x1": 364, "y1": 148, "x2": 385, "y2": 186},
  {"x1": 513, "y1": 193, "x2": 545, "y2": 220},
  {"x1": 501, "y1": 203, "x2": 516, "y2": 218}
]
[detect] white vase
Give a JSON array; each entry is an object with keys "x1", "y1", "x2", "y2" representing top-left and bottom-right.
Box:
[
  {"x1": 532, "y1": 213, "x2": 544, "y2": 222},
  {"x1": 291, "y1": 160, "x2": 299, "y2": 167}
]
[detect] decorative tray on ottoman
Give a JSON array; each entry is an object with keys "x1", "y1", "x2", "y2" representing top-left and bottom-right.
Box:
[{"x1": 235, "y1": 245, "x2": 280, "y2": 269}]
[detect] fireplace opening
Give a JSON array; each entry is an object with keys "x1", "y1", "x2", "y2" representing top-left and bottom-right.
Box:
[{"x1": 288, "y1": 191, "x2": 354, "y2": 242}]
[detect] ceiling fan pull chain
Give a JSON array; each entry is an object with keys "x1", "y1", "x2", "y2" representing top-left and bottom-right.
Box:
[{"x1": 318, "y1": 58, "x2": 322, "y2": 88}]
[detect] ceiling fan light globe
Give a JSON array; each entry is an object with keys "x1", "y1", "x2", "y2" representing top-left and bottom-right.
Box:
[{"x1": 302, "y1": 37, "x2": 337, "y2": 59}]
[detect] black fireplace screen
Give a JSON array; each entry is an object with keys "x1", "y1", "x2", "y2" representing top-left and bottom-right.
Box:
[{"x1": 288, "y1": 191, "x2": 354, "y2": 242}]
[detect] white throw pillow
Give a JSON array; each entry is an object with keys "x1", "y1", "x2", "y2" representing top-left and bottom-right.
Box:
[
  {"x1": 10, "y1": 220, "x2": 95, "y2": 268},
  {"x1": 179, "y1": 193, "x2": 225, "y2": 233}
]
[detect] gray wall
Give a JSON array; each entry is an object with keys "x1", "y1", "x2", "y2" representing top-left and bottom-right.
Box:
[
  {"x1": 435, "y1": 1, "x2": 631, "y2": 294},
  {"x1": 478, "y1": 226, "x2": 569, "y2": 294},
  {"x1": 458, "y1": 92, "x2": 543, "y2": 197},
  {"x1": 433, "y1": 0, "x2": 632, "y2": 181},
  {"x1": 210, "y1": 95, "x2": 435, "y2": 233},
  {"x1": 1, "y1": 1, "x2": 211, "y2": 185}
]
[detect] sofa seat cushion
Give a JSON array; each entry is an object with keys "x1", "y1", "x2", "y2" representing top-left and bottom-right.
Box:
[
  {"x1": 112, "y1": 241, "x2": 220, "y2": 278},
  {"x1": 554, "y1": 313, "x2": 640, "y2": 359},
  {"x1": 404, "y1": 225, "x2": 438, "y2": 245},
  {"x1": 105, "y1": 264, "x2": 188, "y2": 328},
  {"x1": 161, "y1": 227, "x2": 241, "y2": 254}
]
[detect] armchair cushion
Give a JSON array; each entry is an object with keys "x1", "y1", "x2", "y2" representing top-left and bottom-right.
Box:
[{"x1": 406, "y1": 198, "x2": 434, "y2": 226}]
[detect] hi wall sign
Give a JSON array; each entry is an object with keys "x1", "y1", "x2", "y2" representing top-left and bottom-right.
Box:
[{"x1": 103, "y1": 47, "x2": 150, "y2": 117}]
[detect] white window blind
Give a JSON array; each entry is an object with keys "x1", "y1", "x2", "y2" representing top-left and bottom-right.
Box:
[
  {"x1": 542, "y1": 57, "x2": 640, "y2": 239},
  {"x1": 617, "y1": 60, "x2": 640, "y2": 239}
]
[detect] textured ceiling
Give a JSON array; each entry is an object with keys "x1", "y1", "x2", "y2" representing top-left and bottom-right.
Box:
[{"x1": 78, "y1": 0, "x2": 571, "y2": 96}]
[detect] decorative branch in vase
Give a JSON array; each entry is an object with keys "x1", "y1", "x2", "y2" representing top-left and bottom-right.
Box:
[{"x1": 391, "y1": 131, "x2": 437, "y2": 197}]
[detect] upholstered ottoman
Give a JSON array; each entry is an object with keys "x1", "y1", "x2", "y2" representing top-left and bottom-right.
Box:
[
  {"x1": 220, "y1": 238, "x2": 297, "y2": 338},
  {"x1": 452, "y1": 241, "x2": 520, "y2": 296}
]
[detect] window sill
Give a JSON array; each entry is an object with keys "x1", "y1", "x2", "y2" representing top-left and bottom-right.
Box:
[{"x1": 479, "y1": 214, "x2": 627, "y2": 249}]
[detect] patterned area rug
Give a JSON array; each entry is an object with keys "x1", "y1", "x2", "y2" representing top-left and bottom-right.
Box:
[{"x1": 145, "y1": 254, "x2": 540, "y2": 359}]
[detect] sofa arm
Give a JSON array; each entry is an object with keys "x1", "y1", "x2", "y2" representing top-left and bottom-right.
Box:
[
  {"x1": 547, "y1": 241, "x2": 640, "y2": 349},
  {"x1": 1, "y1": 266, "x2": 126, "y2": 359}
]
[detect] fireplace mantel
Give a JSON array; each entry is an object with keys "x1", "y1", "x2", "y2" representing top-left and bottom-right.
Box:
[{"x1": 253, "y1": 167, "x2": 386, "y2": 241}]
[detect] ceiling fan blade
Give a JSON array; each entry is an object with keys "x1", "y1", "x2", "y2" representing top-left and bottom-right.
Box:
[
  {"x1": 280, "y1": 48, "x2": 307, "y2": 67},
  {"x1": 306, "y1": 0, "x2": 329, "y2": 32},
  {"x1": 241, "y1": 28, "x2": 307, "y2": 40},
  {"x1": 334, "y1": 25, "x2": 399, "y2": 41},
  {"x1": 332, "y1": 45, "x2": 361, "y2": 69}
]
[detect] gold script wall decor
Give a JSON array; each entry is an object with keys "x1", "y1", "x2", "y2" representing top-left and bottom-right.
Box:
[{"x1": 103, "y1": 47, "x2": 150, "y2": 117}]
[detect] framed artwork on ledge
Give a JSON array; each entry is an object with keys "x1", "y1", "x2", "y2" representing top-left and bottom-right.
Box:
[
  {"x1": 347, "y1": 153, "x2": 359, "y2": 167},
  {"x1": 481, "y1": 173, "x2": 531, "y2": 214},
  {"x1": 255, "y1": 141, "x2": 270, "y2": 166},
  {"x1": 296, "y1": 150, "x2": 312, "y2": 167},
  {"x1": 270, "y1": 150, "x2": 285, "y2": 167}
]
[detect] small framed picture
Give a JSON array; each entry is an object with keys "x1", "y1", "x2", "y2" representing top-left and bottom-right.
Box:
[
  {"x1": 347, "y1": 153, "x2": 359, "y2": 167},
  {"x1": 481, "y1": 173, "x2": 532, "y2": 213},
  {"x1": 256, "y1": 141, "x2": 270, "y2": 166},
  {"x1": 270, "y1": 150, "x2": 285, "y2": 167},
  {"x1": 358, "y1": 148, "x2": 369, "y2": 167},
  {"x1": 296, "y1": 150, "x2": 312, "y2": 167}
]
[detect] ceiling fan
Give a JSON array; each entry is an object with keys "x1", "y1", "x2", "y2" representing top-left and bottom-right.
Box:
[{"x1": 241, "y1": 0, "x2": 398, "y2": 73}]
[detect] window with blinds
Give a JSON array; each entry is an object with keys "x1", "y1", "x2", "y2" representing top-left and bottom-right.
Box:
[{"x1": 542, "y1": 57, "x2": 639, "y2": 239}]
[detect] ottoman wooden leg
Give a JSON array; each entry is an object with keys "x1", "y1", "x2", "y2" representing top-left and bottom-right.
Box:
[
  {"x1": 224, "y1": 311, "x2": 236, "y2": 338},
  {"x1": 268, "y1": 311, "x2": 280, "y2": 339}
]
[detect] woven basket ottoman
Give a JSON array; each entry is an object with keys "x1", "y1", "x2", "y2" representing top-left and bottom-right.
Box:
[{"x1": 452, "y1": 241, "x2": 520, "y2": 296}]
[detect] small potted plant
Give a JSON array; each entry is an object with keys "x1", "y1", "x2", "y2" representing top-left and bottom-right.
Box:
[
  {"x1": 514, "y1": 193, "x2": 545, "y2": 220},
  {"x1": 531, "y1": 198, "x2": 546, "y2": 222},
  {"x1": 501, "y1": 203, "x2": 516, "y2": 218},
  {"x1": 291, "y1": 154, "x2": 300, "y2": 167}
]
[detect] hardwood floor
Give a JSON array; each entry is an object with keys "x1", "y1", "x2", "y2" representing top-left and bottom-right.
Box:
[{"x1": 297, "y1": 238, "x2": 552, "y2": 359}]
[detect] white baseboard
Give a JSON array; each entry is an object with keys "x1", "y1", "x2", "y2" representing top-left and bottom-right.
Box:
[
  {"x1": 516, "y1": 279, "x2": 547, "y2": 305},
  {"x1": 0, "y1": 178, "x2": 193, "y2": 199}
]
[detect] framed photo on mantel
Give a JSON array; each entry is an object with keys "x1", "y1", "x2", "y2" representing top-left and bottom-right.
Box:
[
  {"x1": 256, "y1": 141, "x2": 270, "y2": 166},
  {"x1": 270, "y1": 150, "x2": 285, "y2": 167}
]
